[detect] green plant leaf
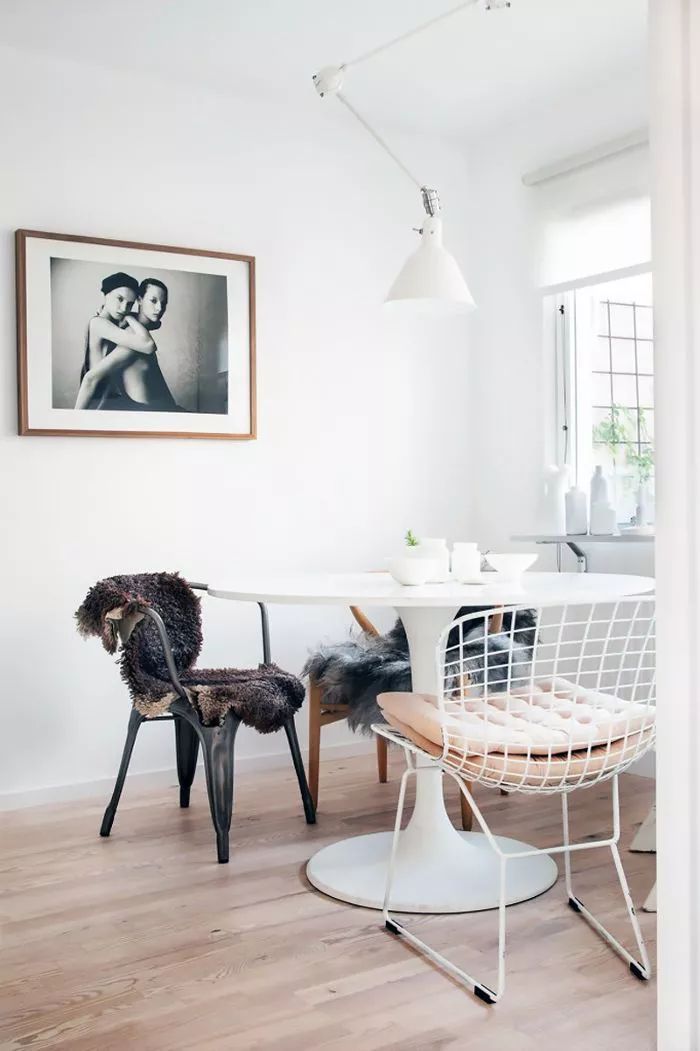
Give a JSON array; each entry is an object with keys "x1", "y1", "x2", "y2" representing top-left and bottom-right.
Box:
[{"x1": 592, "y1": 403, "x2": 654, "y2": 484}]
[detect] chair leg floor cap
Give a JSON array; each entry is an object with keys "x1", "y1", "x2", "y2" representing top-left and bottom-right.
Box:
[{"x1": 474, "y1": 984, "x2": 497, "y2": 1005}]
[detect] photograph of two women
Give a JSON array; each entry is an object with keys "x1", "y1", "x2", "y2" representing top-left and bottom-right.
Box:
[
  {"x1": 16, "y1": 230, "x2": 256, "y2": 439},
  {"x1": 53, "y1": 262, "x2": 228, "y2": 415}
]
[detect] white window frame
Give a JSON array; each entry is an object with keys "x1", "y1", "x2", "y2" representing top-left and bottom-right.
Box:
[{"x1": 550, "y1": 264, "x2": 654, "y2": 514}]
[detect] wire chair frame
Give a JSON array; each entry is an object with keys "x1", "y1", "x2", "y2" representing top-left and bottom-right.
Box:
[
  {"x1": 376, "y1": 597, "x2": 656, "y2": 1004},
  {"x1": 435, "y1": 598, "x2": 656, "y2": 795}
]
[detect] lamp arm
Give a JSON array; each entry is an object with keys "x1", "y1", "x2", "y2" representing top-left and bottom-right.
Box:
[
  {"x1": 314, "y1": 1, "x2": 496, "y2": 216},
  {"x1": 315, "y1": 79, "x2": 441, "y2": 217},
  {"x1": 342, "y1": 0, "x2": 480, "y2": 71},
  {"x1": 335, "y1": 91, "x2": 424, "y2": 195},
  {"x1": 314, "y1": 0, "x2": 511, "y2": 217}
]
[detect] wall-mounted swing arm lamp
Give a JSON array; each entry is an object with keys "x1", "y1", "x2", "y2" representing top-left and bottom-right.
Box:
[{"x1": 313, "y1": 0, "x2": 511, "y2": 315}]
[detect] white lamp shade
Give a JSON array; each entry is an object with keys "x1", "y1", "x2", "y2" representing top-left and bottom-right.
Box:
[{"x1": 385, "y1": 216, "x2": 475, "y2": 314}]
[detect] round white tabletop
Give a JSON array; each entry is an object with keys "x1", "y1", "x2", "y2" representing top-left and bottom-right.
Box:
[
  {"x1": 208, "y1": 571, "x2": 655, "y2": 913},
  {"x1": 208, "y1": 571, "x2": 655, "y2": 609}
]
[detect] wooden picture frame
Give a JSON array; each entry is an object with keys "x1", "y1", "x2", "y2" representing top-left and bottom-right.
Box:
[{"x1": 16, "y1": 230, "x2": 256, "y2": 439}]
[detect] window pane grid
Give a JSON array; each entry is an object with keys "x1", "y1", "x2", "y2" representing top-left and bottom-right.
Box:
[
  {"x1": 594, "y1": 299, "x2": 653, "y2": 460},
  {"x1": 565, "y1": 273, "x2": 654, "y2": 528}
]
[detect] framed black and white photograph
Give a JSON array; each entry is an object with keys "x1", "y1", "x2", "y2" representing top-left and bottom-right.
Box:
[{"x1": 16, "y1": 230, "x2": 256, "y2": 439}]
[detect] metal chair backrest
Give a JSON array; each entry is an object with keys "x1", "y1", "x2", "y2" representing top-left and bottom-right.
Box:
[{"x1": 435, "y1": 597, "x2": 656, "y2": 794}]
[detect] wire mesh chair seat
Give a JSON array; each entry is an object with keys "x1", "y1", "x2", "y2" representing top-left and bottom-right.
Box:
[{"x1": 373, "y1": 597, "x2": 656, "y2": 1004}]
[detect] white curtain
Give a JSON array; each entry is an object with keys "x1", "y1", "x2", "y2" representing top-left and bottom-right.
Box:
[{"x1": 534, "y1": 143, "x2": 651, "y2": 288}]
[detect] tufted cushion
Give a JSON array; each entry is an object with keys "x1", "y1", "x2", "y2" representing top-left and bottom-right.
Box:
[
  {"x1": 378, "y1": 676, "x2": 655, "y2": 757},
  {"x1": 381, "y1": 710, "x2": 655, "y2": 788}
]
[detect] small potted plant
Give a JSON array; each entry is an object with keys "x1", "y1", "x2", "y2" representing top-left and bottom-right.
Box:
[
  {"x1": 404, "y1": 529, "x2": 420, "y2": 554},
  {"x1": 387, "y1": 530, "x2": 436, "y2": 585}
]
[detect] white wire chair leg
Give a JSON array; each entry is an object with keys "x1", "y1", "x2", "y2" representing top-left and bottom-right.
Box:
[
  {"x1": 381, "y1": 764, "x2": 413, "y2": 921},
  {"x1": 562, "y1": 777, "x2": 651, "y2": 981},
  {"x1": 381, "y1": 763, "x2": 506, "y2": 1005}
]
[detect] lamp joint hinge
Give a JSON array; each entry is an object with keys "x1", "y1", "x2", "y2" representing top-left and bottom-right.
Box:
[{"x1": 421, "y1": 187, "x2": 441, "y2": 217}]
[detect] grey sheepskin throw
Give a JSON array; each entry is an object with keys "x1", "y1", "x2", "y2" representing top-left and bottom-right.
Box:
[
  {"x1": 303, "y1": 607, "x2": 538, "y2": 735},
  {"x1": 75, "y1": 572, "x2": 304, "y2": 732}
]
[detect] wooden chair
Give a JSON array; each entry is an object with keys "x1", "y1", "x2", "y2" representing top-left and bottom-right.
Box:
[{"x1": 308, "y1": 606, "x2": 474, "y2": 830}]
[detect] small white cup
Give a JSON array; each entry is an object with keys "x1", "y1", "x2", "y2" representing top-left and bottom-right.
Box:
[{"x1": 452, "y1": 542, "x2": 482, "y2": 583}]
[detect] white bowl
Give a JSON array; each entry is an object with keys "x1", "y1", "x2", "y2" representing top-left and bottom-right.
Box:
[
  {"x1": 387, "y1": 556, "x2": 436, "y2": 586},
  {"x1": 484, "y1": 552, "x2": 538, "y2": 579}
]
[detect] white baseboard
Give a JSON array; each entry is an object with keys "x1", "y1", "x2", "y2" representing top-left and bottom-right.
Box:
[
  {"x1": 1, "y1": 739, "x2": 655, "y2": 811},
  {"x1": 0, "y1": 739, "x2": 374, "y2": 812}
]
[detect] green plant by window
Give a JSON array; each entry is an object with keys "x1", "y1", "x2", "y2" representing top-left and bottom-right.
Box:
[
  {"x1": 592, "y1": 404, "x2": 629, "y2": 459},
  {"x1": 592, "y1": 404, "x2": 654, "y2": 485},
  {"x1": 626, "y1": 446, "x2": 654, "y2": 485}
]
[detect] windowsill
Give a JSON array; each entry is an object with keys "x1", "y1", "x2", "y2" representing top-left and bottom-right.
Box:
[{"x1": 512, "y1": 533, "x2": 655, "y2": 544}]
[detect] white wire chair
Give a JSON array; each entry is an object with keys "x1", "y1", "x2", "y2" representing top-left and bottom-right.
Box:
[{"x1": 373, "y1": 597, "x2": 656, "y2": 1004}]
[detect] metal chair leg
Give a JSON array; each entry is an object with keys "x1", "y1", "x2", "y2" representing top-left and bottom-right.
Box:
[
  {"x1": 284, "y1": 717, "x2": 316, "y2": 824},
  {"x1": 562, "y1": 780, "x2": 651, "y2": 979},
  {"x1": 383, "y1": 765, "x2": 506, "y2": 1005},
  {"x1": 199, "y1": 713, "x2": 241, "y2": 863},
  {"x1": 174, "y1": 716, "x2": 200, "y2": 808},
  {"x1": 307, "y1": 681, "x2": 322, "y2": 810},
  {"x1": 100, "y1": 708, "x2": 144, "y2": 837}
]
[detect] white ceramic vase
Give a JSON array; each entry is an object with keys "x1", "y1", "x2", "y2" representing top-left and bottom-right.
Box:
[
  {"x1": 590, "y1": 465, "x2": 608, "y2": 506},
  {"x1": 417, "y1": 538, "x2": 450, "y2": 582},
  {"x1": 541, "y1": 465, "x2": 569, "y2": 534},
  {"x1": 565, "y1": 486, "x2": 588, "y2": 535},
  {"x1": 636, "y1": 484, "x2": 651, "y2": 527},
  {"x1": 590, "y1": 501, "x2": 617, "y2": 536}
]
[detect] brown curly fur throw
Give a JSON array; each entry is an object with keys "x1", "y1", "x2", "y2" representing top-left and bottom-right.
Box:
[{"x1": 75, "y1": 572, "x2": 304, "y2": 731}]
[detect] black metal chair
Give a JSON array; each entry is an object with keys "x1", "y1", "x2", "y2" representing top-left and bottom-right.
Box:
[{"x1": 77, "y1": 575, "x2": 315, "y2": 863}]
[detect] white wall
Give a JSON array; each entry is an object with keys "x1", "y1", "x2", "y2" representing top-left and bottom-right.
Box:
[
  {"x1": 0, "y1": 46, "x2": 475, "y2": 803},
  {"x1": 0, "y1": 49, "x2": 655, "y2": 804},
  {"x1": 461, "y1": 73, "x2": 654, "y2": 580}
]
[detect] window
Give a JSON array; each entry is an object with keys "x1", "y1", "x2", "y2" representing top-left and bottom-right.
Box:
[{"x1": 554, "y1": 271, "x2": 654, "y2": 526}]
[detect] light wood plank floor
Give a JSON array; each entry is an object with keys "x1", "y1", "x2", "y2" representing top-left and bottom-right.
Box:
[{"x1": 0, "y1": 751, "x2": 656, "y2": 1050}]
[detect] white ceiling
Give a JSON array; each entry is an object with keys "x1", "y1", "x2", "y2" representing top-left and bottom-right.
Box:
[{"x1": 0, "y1": 0, "x2": 647, "y2": 138}]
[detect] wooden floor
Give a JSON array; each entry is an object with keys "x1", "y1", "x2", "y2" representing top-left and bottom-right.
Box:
[{"x1": 1, "y1": 752, "x2": 656, "y2": 1051}]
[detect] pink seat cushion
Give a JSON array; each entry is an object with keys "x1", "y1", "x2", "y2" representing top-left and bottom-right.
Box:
[
  {"x1": 378, "y1": 677, "x2": 655, "y2": 756},
  {"x1": 381, "y1": 709, "x2": 655, "y2": 788}
]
